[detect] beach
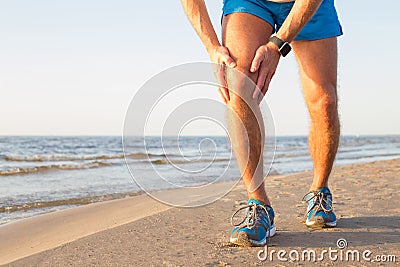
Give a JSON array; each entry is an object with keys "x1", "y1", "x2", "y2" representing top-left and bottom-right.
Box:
[
  {"x1": 1, "y1": 158, "x2": 399, "y2": 266},
  {"x1": 2, "y1": 135, "x2": 399, "y2": 225}
]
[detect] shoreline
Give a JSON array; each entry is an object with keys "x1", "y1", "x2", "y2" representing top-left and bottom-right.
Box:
[
  {"x1": 2, "y1": 158, "x2": 400, "y2": 266},
  {"x1": 0, "y1": 190, "x2": 172, "y2": 265},
  {"x1": 0, "y1": 179, "x2": 241, "y2": 265},
  {"x1": 3, "y1": 153, "x2": 400, "y2": 226},
  {"x1": 2, "y1": 135, "x2": 400, "y2": 227},
  {"x1": 0, "y1": 191, "x2": 145, "y2": 225}
]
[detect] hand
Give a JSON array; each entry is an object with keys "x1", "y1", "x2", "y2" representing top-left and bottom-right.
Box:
[
  {"x1": 250, "y1": 43, "x2": 281, "y2": 103},
  {"x1": 209, "y1": 46, "x2": 236, "y2": 104}
]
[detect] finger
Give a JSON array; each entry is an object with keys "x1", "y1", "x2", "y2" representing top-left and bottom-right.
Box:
[
  {"x1": 250, "y1": 49, "x2": 264, "y2": 73},
  {"x1": 262, "y1": 75, "x2": 272, "y2": 95},
  {"x1": 224, "y1": 56, "x2": 236, "y2": 68},
  {"x1": 252, "y1": 83, "x2": 262, "y2": 100},
  {"x1": 221, "y1": 87, "x2": 230, "y2": 102},
  {"x1": 216, "y1": 64, "x2": 226, "y2": 87},
  {"x1": 218, "y1": 87, "x2": 228, "y2": 104},
  {"x1": 220, "y1": 47, "x2": 236, "y2": 68},
  {"x1": 219, "y1": 64, "x2": 227, "y2": 87},
  {"x1": 263, "y1": 70, "x2": 276, "y2": 95},
  {"x1": 257, "y1": 76, "x2": 272, "y2": 104},
  {"x1": 219, "y1": 64, "x2": 230, "y2": 101},
  {"x1": 257, "y1": 93, "x2": 262, "y2": 105},
  {"x1": 253, "y1": 70, "x2": 267, "y2": 99}
]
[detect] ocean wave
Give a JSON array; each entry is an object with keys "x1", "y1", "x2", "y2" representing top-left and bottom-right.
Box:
[
  {"x1": 150, "y1": 158, "x2": 230, "y2": 165},
  {"x1": 0, "y1": 161, "x2": 112, "y2": 176},
  {"x1": 4, "y1": 152, "x2": 169, "y2": 162},
  {"x1": 4, "y1": 154, "x2": 125, "y2": 162},
  {"x1": 127, "y1": 152, "x2": 168, "y2": 159},
  {"x1": 0, "y1": 191, "x2": 143, "y2": 214}
]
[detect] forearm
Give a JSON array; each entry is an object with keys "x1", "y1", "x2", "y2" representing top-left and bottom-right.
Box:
[
  {"x1": 180, "y1": 0, "x2": 220, "y2": 54},
  {"x1": 276, "y1": 0, "x2": 323, "y2": 42}
]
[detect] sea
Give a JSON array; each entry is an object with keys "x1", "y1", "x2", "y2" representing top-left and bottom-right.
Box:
[{"x1": 1, "y1": 135, "x2": 399, "y2": 225}]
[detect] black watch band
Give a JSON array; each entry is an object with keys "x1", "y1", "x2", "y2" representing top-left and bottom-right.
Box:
[{"x1": 269, "y1": 36, "x2": 292, "y2": 57}]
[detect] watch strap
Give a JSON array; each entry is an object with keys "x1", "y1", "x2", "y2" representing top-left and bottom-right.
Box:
[
  {"x1": 269, "y1": 36, "x2": 285, "y2": 49},
  {"x1": 269, "y1": 35, "x2": 292, "y2": 57}
]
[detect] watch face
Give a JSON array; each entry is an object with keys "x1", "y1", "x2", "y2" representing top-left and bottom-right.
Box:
[{"x1": 280, "y1": 43, "x2": 292, "y2": 57}]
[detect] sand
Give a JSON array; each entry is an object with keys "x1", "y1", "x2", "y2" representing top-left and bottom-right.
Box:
[{"x1": 1, "y1": 159, "x2": 399, "y2": 266}]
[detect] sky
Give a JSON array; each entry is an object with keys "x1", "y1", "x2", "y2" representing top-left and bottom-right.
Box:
[{"x1": 0, "y1": 0, "x2": 399, "y2": 136}]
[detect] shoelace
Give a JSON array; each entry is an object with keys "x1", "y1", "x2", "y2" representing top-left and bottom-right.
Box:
[
  {"x1": 302, "y1": 191, "x2": 333, "y2": 214},
  {"x1": 230, "y1": 203, "x2": 271, "y2": 230}
]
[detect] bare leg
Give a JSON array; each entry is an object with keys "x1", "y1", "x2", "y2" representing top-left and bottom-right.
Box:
[
  {"x1": 222, "y1": 13, "x2": 273, "y2": 205},
  {"x1": 293, "y1": 37, "x2": 340, "y2": 191}
]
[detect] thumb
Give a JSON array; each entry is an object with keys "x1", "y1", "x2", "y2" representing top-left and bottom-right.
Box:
[{"x1": 224, "y1": 56, "x2": 236, "y2": 68}]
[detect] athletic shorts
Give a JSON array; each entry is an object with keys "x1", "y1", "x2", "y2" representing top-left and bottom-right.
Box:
[{"x1": 222, "y1": 0, "x2": 343, "y2": 41}]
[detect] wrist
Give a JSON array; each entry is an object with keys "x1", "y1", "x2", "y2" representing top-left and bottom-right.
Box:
[
  {"x1": 266, "y1": 42, "x2": 280, "y2": 54},
  {"x1": 275, "y1": 33, "x2": 291, "y2": 44},
  {"x1": 269, "y1": 35, "x2": 292, "y2": 57},
  {"x1": 205, "y1": 42, "x2": 222, "y2": 56}
]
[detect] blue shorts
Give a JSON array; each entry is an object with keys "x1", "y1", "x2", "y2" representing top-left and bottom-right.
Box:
[{"x1": 222, "y1": 0, "x2": 343, "y2": 41}]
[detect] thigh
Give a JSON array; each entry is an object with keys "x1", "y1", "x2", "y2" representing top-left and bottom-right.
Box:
[
  {"x1": 222, "y1": 13, "x2": 274, "y2": 100},
  {"x1": 222, "y1": 13, "x2": 273, "y2": 75},
  {"x1": 292, "y1": 37, "x2": 338, "y2": 107}
]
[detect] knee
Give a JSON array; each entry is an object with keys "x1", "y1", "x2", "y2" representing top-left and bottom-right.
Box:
[
  {"x1": 307, "y1": 84, "x2": 338, "y2": 119},
  {"x1": 225, "y1": 57, "x2": 257, "y2": 110},
  {"x1": 232, "y1": 59, "x2": 253, "y2": 77}
]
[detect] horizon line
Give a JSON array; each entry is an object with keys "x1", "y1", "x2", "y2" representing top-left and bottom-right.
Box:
[{"x1": 0, "y1": 134, "x2": 399, "y2": 137}]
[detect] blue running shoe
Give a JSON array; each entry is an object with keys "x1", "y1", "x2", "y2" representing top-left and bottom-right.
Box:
[
  {"x1": 230, "y1": 199, "x2": 275, "y2": 246},
  {"x1": 303, "y1": 187, "x2": 337, "y2": 228}
]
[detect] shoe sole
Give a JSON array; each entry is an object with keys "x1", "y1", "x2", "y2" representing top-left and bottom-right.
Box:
[
  {"x1": 230, "y1": 225, "x2": 276, "y2": 247},
  {"x1": 306, "y1": 218, "x2": 337, "y2": 228}
]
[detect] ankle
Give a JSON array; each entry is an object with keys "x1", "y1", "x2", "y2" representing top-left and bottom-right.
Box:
[
  {"x1": 248, "y1": 195, "x2": 271, "y2": 207},
  {"x1": 310, "y1": 183, "x2": 328, "y2": 191}
]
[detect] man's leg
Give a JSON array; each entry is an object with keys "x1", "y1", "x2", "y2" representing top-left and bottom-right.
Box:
[
  {"x1": 292, "y1": 37, "x2": 340, "y2": 191},
  {"x1": 222, "y1": 13, "x2": 274, "y2": 205},
  {"x1": 293, "y1": 37, "x2": 339, "y2": 228},
  {"x1": 223, "y1": 13, "x2": 277, "y2": 246}
]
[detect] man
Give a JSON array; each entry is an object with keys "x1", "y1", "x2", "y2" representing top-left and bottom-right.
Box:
[{"x1": 181, "y1": 0, "x2": 342, "y2": 246}]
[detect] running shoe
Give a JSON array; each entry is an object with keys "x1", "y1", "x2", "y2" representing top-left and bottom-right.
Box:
[
  {"x1": 230, "y1": 198, "x2": 275, "y2": 246},
  {"x1": 303, "y1": 187, "x2": 337, "y2": 228}
]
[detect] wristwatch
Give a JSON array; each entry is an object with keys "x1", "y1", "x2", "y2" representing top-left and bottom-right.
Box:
[{"x1": 269, "y1": 35, "x2": 292, "y2": 57}]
